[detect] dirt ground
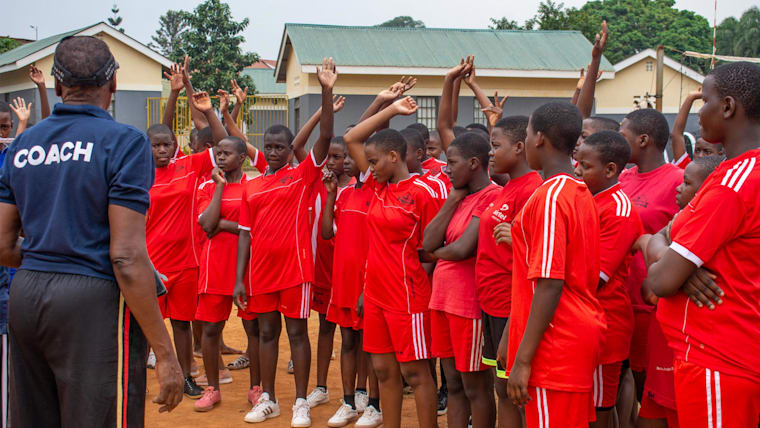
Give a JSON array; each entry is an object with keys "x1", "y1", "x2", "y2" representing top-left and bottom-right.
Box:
[{"x1": 145, "y1": 310, "x2": 435, "y2": 427}]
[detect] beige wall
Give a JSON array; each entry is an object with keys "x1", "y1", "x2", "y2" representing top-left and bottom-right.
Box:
[
  {"x1": 285, "y1": 49, "x2": 309, "y2": 99},
  {"x1": 596, "y1": 57, "x2": 702, "y2": 114}
]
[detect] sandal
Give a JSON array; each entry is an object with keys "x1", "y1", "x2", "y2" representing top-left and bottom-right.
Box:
[{"x1": 227, "y1": 355, "x2": 250, "y2": 370}]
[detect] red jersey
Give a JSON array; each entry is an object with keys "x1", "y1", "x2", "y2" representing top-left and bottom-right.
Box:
[
  {"x1": 193, "y1": 169, "x2": 213, "y2": 273},
  {"x1": 430, "y1": 184, "x2": 500, "y2": 319},
  {"x1": 331, "y1": 180, "x2": 374, "y2": 309},
  {"x1": 619, "y1": 163, "x2": 682, "y2": 313},
  {"x1": 422, "y1": 157, "x2": 447, "y2": 176},
  {"x1": 196, "y1": 175, "x2": 248, "y2": 295},
  {"x1": 146, "y1": 149, "x2": 215, "y2": 273},
  {"x1": 311, "y1": 181, "x2": 334, "y2": 290},
  {"x1": 364, "y1": 173, "x2": 442, "y2": 314},
  {"x1": 507, "y1": 174, "x2": 605, "y2": 391},
  {"x1": 672, "y1": 153, "x2": 691, "y2": 169},
  {"x1": 594, "y1": 184, "x2": 642, "y2": 363},
  {"x1": 421, "y1": 169, "x2": 450, "y2": 199},
  {"x1": 658, "y1": 149, "x2": 760, "y2": 383},
  {"x1": 476, "y1": 171, "x2": 543, "y2": 317},
  {"x1": 238, "y1": 151, "x2": 325, "y2": 296}
]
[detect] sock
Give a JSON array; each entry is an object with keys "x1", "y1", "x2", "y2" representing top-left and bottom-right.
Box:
[
  {"x1": 369, "y1": 397, "x2": 380, "y2": 411},
  {"x1": 317, "y1": 385, "x2": 327, "y2": 393},
  {"x1": 344, "y1": 394, "x2": 355, "y2": 409},
  {"x1": 295, "y1": 397, "x2": 307, "y2": 406},
  {"x1": 355, "y1": 388, "x2": 367, "y2": 394}
]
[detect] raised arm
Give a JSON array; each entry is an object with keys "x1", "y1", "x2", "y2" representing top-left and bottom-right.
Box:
[
  {"x1": 577, "y1": 21, "x2": 608, "y2": 119},
  {"x1": 198, "y1": 169, "x2": 226, "y2": 234},
  {"x1": 571, "y1": 67, "x2": 585, "y2": 106},
  {"x1": 230, "y1": 79, "x2": 248, "y2": 123},
  {"x1": 9, "y1": 97, "x2": 31, "y2": 136},
  {"x1": 671, "y1": 91, "x2": 702, "y2": 163},
  {"x1": 438, "y1": 58, "x2": 471, "y2": 150},
  {"x1": 292, "y1": 95, "x2": 345, "y2": 163},
  {"x1": 162, "y1": 62, "x2": 185, "y2": 128},
  {"x1": 29, "y1": 65, "x2": 50, "y2": 120},
  {"x1": 463, "y1": 57, "x2": 494, "y2": 118},
  {"x1": 481, "y1": 91, "x2": 508, "y2": 132},
  {"x1": 312, "y1": 57, "x2": 338, "y2": 164},
  {"x1": 189, "y1": 91, "x2": 228, "y2": 144},
  {"x1": 321, "y1": 172, "x2": 338, "y2": 240},
  {"x1": 451, "y1": 75, "x2": 462, "y2": 126},
  {"x1": 181, "y1": 56, "x2": 209, "y2": 130}
]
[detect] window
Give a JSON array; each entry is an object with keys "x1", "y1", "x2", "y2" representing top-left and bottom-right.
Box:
[
  {"x1": 293, "y1": 97, "x2": 301, "y2": 132},
  {"x1": 415, "y1": 96, "x2": 438, "y2": 129},
  {"x1": 473, "y1": 99, "x2": 488, "y2": 126},
  {"x1": 646, "y1": 61, "x2": 654, "y2": 72}
]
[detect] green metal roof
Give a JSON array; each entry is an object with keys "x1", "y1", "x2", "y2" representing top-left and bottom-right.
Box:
[
  {"x1": 282, "y1": 24, "x2": 614, "y2": 72},
  {"x1": 241, "y1": 68, "x2": 286, "y2": 94},
  {"x1": 0, "y1": 25, "x2": 90, "y2": 67}
]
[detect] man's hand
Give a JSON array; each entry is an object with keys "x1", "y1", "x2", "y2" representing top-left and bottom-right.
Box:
[
  {"x1": 483, "y1": 90, "x2": 508, "y2": 128},
  {"x1": 152, "y1": 354, "x2": 183, "y2": 413},
  {"x1": 493, "y1": 222, "x2": 512, "y2": 246},
  {"x1": 323, "y1": 170, "x2": 338, "y2": 194},
  {"x1": 230, "y1": 79, "x2": 248, "y2": 105},
  {"x1": 592, "y1": 20, "x2": 609, "y2": 58},
  {"x1": 316, "y1": 57, "x2": 338, "y2": 90},
  {"x1": 233, "y1": 282, "x2": 247, "y2": 309},
  {"x1": 333, "y1": 95, "x2": 346, "y2": 113},
  {"x1": 355, "y1": 293, "x2": 364, "y2": 318},
  {"x1": 389, "y1": 76, "x2": 417, "y2": 95},
  {"x1": 496, "y1": 325, "x2": 509, "y2": 371},
  {"x1": 190, "y1": 91, "x2": 213, "y2": 113},
  {"x1": 181, "y1": 55, "x2": 193, "y2": 90},
  {"x1": 392, "y1": 96, "x2": 418, "y2": 116},
  {"x1": 29, "y1": 65, "x2": 45, "y2": 87},
  {"x1": 9, "y1": 97, "x2": 31, "y2": 123},
  {"x1": 377, "y1": 88, "x2": 402, "y2": 104},
  {"x1": 682, "y1": 268, "x2": 723, "y2": 310},
  {"x1": 463, "y1": 55, "x2": 477, "y2": 86},
  {"x1": 211, "y1": 167, "x2": 226, "y2": 185},
  {"x1": 446, "y1": 57, "x2": 473, "y2": 80},
  {"x1": 217, "y1": 89, "x2": 230, "y2": 113},
  {"x1": 163, "y1": 63, "x2": 185, "y2": 92},
  {"x1": 449, "y1": 187, "x2": 468, "y2": 204},
  {"x1": 507, "y1": 360, "x2": 532, "y2": 406}
]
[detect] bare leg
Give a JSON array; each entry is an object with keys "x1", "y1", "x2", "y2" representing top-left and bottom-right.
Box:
[
  {"x1": 170, "y1": 319, "x2": 193, "y2": 376},
  {"x1": 242, "y1": 319, "x2": 261, "y2": 388},
  {"x1": 371, "y1": 353, "x2": 403, "y2": 428},
  {"x1": 201, "y1": 320, "x2": 225, "y2": 389},
  {"x1": 441, "y1": 358, "x2": 468, "y2": 428},
  {"x1": 257, "y1": 311, "x2": 282, "y2": 400},
  {"x1": 340, "y1": 327, "x2": 360, "y2": 397},
  {"x1": 494, "y1": 374, "x2": 521, "y2": 428},
  {"x1": 617, "y1": 368, "x2": 635, "y2": 428},
  {"x1": 400, "y1": 359, "x2": 437, "y2": 428},
  {"x1": 316, "y1": 314, "x2": 336, "y2": 388},
  {"x1": 284, "y1": 316, "x2": 311, "y2": 399},
  {"x1": 192, "y1": 320, "x2": 203, "y2": 355},
  {"x1": 460, "y1": 369, "x2": 496, "y2": 428}
]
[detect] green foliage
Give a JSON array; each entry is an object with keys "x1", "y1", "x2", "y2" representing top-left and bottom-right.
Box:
[
  {"x1": 108, "y1": 4, "x2": 124, "y2": 33},
  {"x1": 716, "y1": 7, "x2": 760, "y2": 59},
  {"x1": 525, "y1": 0, "x2": 569, "y2": 30},
  {"x1": 0, "y1": 38, "x2": 21, "y2": 54},
  {"x1": 149, "y1": 10, "x2": 191, "y2": 60},
  {"x1": 377, "y1": 16, "x2": 425, "y2": 28},
  {"x1": 489, "y1": 17, "x2": 520, "y2": 30}
]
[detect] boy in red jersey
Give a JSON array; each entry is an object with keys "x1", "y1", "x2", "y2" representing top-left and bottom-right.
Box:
[
  {"x1": 646, "y1": 62, "x2": 760, "y2": 428},
  {"x1": 344, "y1": 96, "x2": 441, "y2": 428},
  {"x1": 478, "y1": 115, "x2": 542, "y2": 428},
  {"x1": 574, "y1": 130, "x2": 643, "y2": 428},
  {"x1": 401, "y1": 128, "x2": 450, "y2": 196},
  {"x1": 498, "y1": 102, "x2": 605, "y2": 428},
  {"x1": 233, "y1": 57, "x2": 337, "y2": 427},
  {"x1": 422, "y1": 132, "x2": 500, "y2": 428}
]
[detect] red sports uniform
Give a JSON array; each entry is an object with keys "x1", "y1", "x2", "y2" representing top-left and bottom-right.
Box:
[
  {"x1": 362, "y1": 173, "x2": 442, "y2": 362},
  {"x1": 147, "y1": 148, "x2": 216, "y2": 320},
  {"x1": 422, "y1": 156, "x2": 447, "y2": 176},
  {"x1": 430, "y1": 184, "x2": 500, "y2": 372},
  {"x1": 237, "y1": 150, "x2": 325, "y2": 319},
  {"x1": 310, "y1": 181, "x2": 333, "y2": 315},
  {"x1": 421, "y1": 169, "x2": 450, "y2": 199},
  {"x1": 593, "y1": 184, "x2": 642, "y2": 408},
  {"x1": 507, "y1": 174, "x2": 605, "y2": 428},
  {"x1": 619, "y1": 163, "x2": 682, "y2": 372},
  {"x1": 672, "y1": 153, "x2": 691, "y2": 169},
  {"x1": 658, "y1": 149, "x2": 760, "y2": 428}
]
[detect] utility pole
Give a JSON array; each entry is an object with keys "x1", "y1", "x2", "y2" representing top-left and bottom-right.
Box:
[
  {"x1": 655, "y1": 45, "x2": 664, "y2": 112},
  {"x1": 29, "y1": 25, "x2": 38, "y2": 40}
]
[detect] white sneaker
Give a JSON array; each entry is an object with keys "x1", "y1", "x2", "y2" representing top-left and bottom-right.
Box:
[
  {"x1": 146, "y1": 350, "x2": 156, "y2": 369},
  {"x1": 328, "y1": 403, "x2": 359, "y2": 427},
  {"x1": 355, "y1": 390, "x2": 369, "y2": 412},
  {"x1": 291, "y1": 398, "x2": 312, "y2": 427},
  {"x1": 306, "y1": 387, "x2": 329, "y2": 408},
  {"x1": 355, "y1": 405, "x2": 383, "y2": 428},
  {"x1": 244, "y1": 393, "x2": 280, "y2": 423}
]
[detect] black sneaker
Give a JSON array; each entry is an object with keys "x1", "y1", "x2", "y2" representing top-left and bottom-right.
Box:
[
  {"x1": 437, "y1": 387, "x2": 448, "y2": 416},
  {"x1": 184, "y1": 376, "x2": 203, "y2": 399}
]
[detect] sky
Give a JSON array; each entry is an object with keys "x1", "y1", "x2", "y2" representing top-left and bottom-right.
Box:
[{"x1": 4, "y1": 0, "x2": 756, "y2": 61}]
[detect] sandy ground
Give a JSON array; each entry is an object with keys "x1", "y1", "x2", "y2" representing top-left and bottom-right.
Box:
[{"x1": 145, "y1": 310, "x2": 433, "y2": 427}]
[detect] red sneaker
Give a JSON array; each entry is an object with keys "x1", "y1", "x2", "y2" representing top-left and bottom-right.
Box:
[{"x1": 193, "y1": 387, "x2": 221, "y2": 412}]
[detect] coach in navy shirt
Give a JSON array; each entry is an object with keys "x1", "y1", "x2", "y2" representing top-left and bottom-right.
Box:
[{"x1": 0, "y1": 36, "x2": 182, "y2": 427}]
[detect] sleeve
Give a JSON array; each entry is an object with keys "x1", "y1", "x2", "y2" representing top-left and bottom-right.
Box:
[
  {"x1": 107, "y1": 133, "x2": 154, "y2": 214},
  {"x1": 0, "y1": 147, "x2": 15, "y2": 205},
  {"x1": 249, "y1": 148, "x2": 268, "y2": 174},
  {"x1": 296, "y1": 150, "x2": 327, "y2": 186},
  {"x1": 670, "y1": 184, "x2": 743, "y2": 267},
  {"x1": 192, "y1": 147, "x2": 216, "y2": 177},
  {"x1": 673, "y1": 153, "x2": 691, "y2": 169},
  {"x1": 525, "y1": 191, "x2": 569, "y2": 281},
  {"x1": 237, "y1": 184, "x2": 252, "y2": 231},
  {"x1": 472, "y1": 189, "x2": 498, "y2": 218},
  {"x1": 196, "y1": 181, "x2": 213, "y2": 217},
  {"x1": 598, "y1": 208, "x2": 641, "y2": 282}
]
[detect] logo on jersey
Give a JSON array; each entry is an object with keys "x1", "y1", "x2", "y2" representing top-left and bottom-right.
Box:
[
  {"x1": 491, "y1": 202, "x2": 510, "y2": 222},
  {"x1": 14, "y1": 141, "x2": 93, "y2": 168},
  {"x1": 398, "y1": 193, "x2": 414, "y2": 206}
]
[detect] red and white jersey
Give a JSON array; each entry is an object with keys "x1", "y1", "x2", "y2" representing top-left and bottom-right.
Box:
[
  {"x1": 238, "y1": 150, "x2": 325, "y2": 296},
  {"x1": 658, "y1": 148, "x2": 760, "y2": 383},
  {"x1": 196, "y1": 175, "x2": 248, "y2": 295},
  {"x1": 672, "y1": 152, "x2": 691, "y2": 169},
  {"x1": 421, "y1": 169, "x2": 450, "y2": 200},
  {"x1": 364, "y1": 173, "x2": 442, "y2": 314},
  {"x1": 507, "y1": 173, "x2": 605, "y2": 391},
  {"x1": 248, "y1": 147, "x2": 268, "y2": 175},
  {"x1": 594, "y1": 183, "x2": 642, "y2": 363},
  {"x1": 422, "y1": 156, "x2": 447, "y2": 176},
  {"x1": 146, "y1": 148, "x2": 215, "y2": 273},
  {"x1": 476, "y1": 171, "x2": 542, "y2": 317}
]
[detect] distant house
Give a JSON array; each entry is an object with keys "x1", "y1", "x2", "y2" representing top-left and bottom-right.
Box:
[
  {"x1": 0, "y1": 22, "x2": 171, "y2": 131},
  {"x1": 274, "y1": 24, "x2": 615, "y2": 136}
]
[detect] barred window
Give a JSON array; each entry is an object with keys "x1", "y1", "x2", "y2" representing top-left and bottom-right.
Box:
[
  {"x1": 646, "y1": 61, "x2": 654, "y2": 72},
  {"x1": 473, "y1": 98, "x2": 488, "y2": 126},
  {"x1": 415, "y1": 96, "x2": 438, "y2": 129}
]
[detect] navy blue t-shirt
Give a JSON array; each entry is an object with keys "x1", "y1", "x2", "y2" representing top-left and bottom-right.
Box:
[{"x1": 0, "y1": 103, "x2": 154, "y2": 281}]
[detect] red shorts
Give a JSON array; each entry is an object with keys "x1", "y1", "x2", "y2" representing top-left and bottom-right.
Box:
[
  {"x1": 236, "y1": 301, "x2": 258, "y2": 321},
  {"x1": 195, "y1": 294, "x2": 232, "y2": 323},
  {"x1": 674, "y1": 359, "x2": 760, "y2": 428},
  {"x1": 363, "y1": 300, "x2": 430, "y2": 362},
  {"x1": 630, "y1": 310, "x2": 651, "y2": 372},
  {"x1": 326, "y1": 304, "x2": 362, "y2": 330},
  {"x1": 593, "y1": 361, "x2": 623, "y2": 409},
  {"x1": 639, "y1": 393, "x2": 679, "y2": 427},
  {"x1": 157, "y1": 268, "x2": 198, "y2": 321},
  {"x1": 248, "y1": 283, "x2": 312, "y2": 319},
  {"x1": 311, "y1": 286, "x2": 330, "y2": 315},
  {"x1": 525, "y1": 387, "x2": 594, "y2": 428},
  {"x1": 431, "y1": 310, "x2": 487, "y2": 372}
]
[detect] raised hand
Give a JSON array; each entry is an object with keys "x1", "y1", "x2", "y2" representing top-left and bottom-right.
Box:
[
  {"x1": 392, "y1": 96, "x2": 418, "y2": 116},
  {"x1": 190, "y1": 91, "x2": 212, "y2": 113},
  {"x1": 181, "y1": 55, "x2": 193, "y2": 90},
  {"x1": 592, "y1": 20, "x2": 609, "y2": 58},
  {"x1": 447, "y1": 56, "x2": 473, "y2": 79},
  {"x1": 316, "y1": 57, "x2": 338, "y2": 89},
  {"x1": 9, "y1": 97, "x2": 31, "y2": 123},
  {"x1": 464, "y1": 55, "x2": 477, "y2": 86},
  {"x1": 163, "y1": 63, "x2": 185, "y2": 92},
  {"x1": 217, "y1": 89, "x2": 230, "y2": 112},
  {"x1": 230, "y1": 79, "x2": 248, "y2": 104},
  {"x1": 332, "y1": 95, "x2": 346, "y2": 113},
  {"x1": 377, "y1": 87, "x2": 402, "y2": 104},
  {"x1": 482, "y1": 90, "x2": 508, "y2": 128},
  {"x1": 576, "y1": 67, "x2": 586, "y2": 90},
  {"x1": 392, "y1": 76, "x2": 417, "y2": 94},
  {"x1": 323, "y1": 170, "x2": 338, "y2": 194},
  {"x1": 211, "y1": 167, "x2": 226, "y2": 185},
  {"x1": 29, "y1": 65, "x2": 45, "y2": 86}
]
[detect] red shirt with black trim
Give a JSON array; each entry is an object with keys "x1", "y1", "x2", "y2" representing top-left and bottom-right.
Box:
[
  {"x1": 238, "y1": 151, "x2": 325, "y2": 296},
  {"x1": 507, "y1": 174, "x2": 605, "y2": 391},
  {"x1": 594, "y1": 184, "x2": 642, "y2": 363},
  {"x1": 476, "y1": 171, "x2": 542, "y2": 317},
  {"x1": 146, "y1": 148, "x2": 215, "y2": 274},
  {"x1": 658, "y1": 149, "x2": 760, "y2": 383}
]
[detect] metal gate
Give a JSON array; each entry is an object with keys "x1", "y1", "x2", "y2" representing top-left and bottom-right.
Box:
[{"x1": 146, "y1": 95, "x2": 288, "y2": 151}]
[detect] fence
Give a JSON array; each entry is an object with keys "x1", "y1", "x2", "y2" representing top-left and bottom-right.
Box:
[{"x1": 146, "y1": 95, "x2": 289, "y2": 151}]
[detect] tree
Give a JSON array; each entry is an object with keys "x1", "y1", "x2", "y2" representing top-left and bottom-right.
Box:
[
  {"x1": 0, "y1": 38, "x2": 21, "y2": 54},
  {"x1": 717, "y1": 7, "x2": 760, "y2": 59},
  {"x1": 108, "y1": 4, "x2": 124, "y2": 33},
  {"x1": 178, "y1": 0, "x2": 258, "y2": 94},
  {"x1": 525, "y1": 0, "x2": 570, "y2": 30},
  {"x1": 149, "y1": 10, "x2": 191, "y2": 60},
  {"x1": 489, "y1": 17, "x2": 521, "y2": 30},
  {"x1": 377, "y1": 16, "x2": 425, "y2": 28}
]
